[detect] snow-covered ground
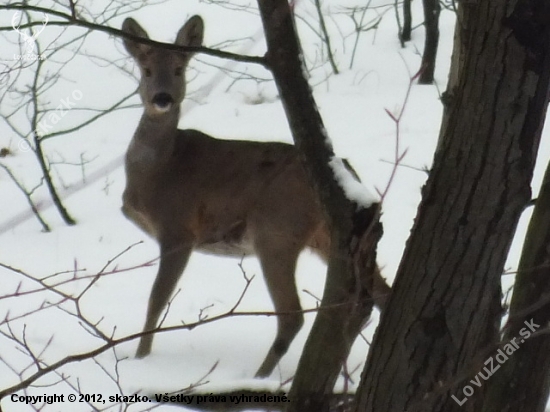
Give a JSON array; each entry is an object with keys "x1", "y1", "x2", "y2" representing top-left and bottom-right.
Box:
[{"x1": 0, "y1": 0, "x2": 548, "y2": 411}]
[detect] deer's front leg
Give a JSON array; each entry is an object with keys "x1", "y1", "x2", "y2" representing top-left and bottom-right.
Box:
[{"x1": 136, "y1": 240, "x2": 193, "y2": 358}]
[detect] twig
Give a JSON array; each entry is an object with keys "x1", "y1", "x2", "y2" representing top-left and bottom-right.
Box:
[
  {"x1": 313, "y1": 0, "x2": 339, "y2": 74},
  {"x1": 0, "y1": 4, "x2": 268, "y2": 67},
  {"x1": 375, "y1": 67, "x2": 422, "y2": 203},
  {"x1": 0, "y1": 163, "x2": 50, "y2": 231}
]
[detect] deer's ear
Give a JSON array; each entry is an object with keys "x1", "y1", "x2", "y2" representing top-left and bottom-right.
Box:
[
  {"x1": 122, "y1": 18, "x2": 150, "y2": 59},
  {"x1": 175, "y1": 15, "x2": 204, "y2": 50}
]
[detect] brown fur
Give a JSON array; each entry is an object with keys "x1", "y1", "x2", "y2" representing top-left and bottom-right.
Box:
[{"x1": 121, "y1": 15, "x2": 382, "y2": 378}]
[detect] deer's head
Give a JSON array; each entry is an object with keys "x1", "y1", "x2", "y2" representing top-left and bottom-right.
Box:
[{"x1": 122, "y1": 16, "x2": 204, "y2": 117}]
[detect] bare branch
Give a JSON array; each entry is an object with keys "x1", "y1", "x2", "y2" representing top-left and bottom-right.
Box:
[{"x1": 0, "y1": 4, "x2": 268, "y2": 67}]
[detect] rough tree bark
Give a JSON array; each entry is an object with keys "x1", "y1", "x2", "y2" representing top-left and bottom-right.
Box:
[
  {"x1": 482, "y1": 158, "x2": 550, "y2": 411},
  {"x1": 257, "y1": 1, "x2": 390, "y2": 411},
  {"x1": 418, "y1": 0, "x2": 440, "y2": 84},
  {"x1": 354, "y1": 1, "x2": 550, "y2": 411}
]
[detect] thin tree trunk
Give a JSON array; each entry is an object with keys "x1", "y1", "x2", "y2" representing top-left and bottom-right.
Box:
[
  {"x1": 355, "y1": 1, "x2": 550, "y2": 411},
  {"x1": 401, "y1": 0, "x2": 412, "y2": 42},
  {"x1": 30, "y1": 43, "x2": 76, "y2": 227},
  {"x1": 256, "y1": 2, "x2": 388, "y2": 411},
  {"x1": 34, "y1": 137, "x2": 76, "y2": 226},
  {"x1": 482, "y1": 159, "x2": 550, "y2": 412},
  {"x1": 418, "y1": 0, "x2": 440, "y2": 84}
]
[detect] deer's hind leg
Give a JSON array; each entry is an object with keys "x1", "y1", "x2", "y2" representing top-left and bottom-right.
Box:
[{"x1": 254, "y1": 234, "x2": 305, "y2": 378}]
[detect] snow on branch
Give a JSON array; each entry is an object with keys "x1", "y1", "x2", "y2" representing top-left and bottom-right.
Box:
[{"x1": 329, "y1": 157, "x2": 378, "y2": 208}]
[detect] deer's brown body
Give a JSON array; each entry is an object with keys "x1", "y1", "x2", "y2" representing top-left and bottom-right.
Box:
[
  {"x1": 121, "y1": 15, "x2": 384, "y2": 378},
  {"x1": 123, "y1": 130, "x2": 328, "y2": 259}
]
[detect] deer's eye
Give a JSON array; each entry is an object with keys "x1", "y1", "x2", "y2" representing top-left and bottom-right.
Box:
[
  {"x1": 174, "y1": 67, "x2": 183, "y2": 76},
  {"x1": 143, "y1": 68, "x2": 152, "y2": 77}
]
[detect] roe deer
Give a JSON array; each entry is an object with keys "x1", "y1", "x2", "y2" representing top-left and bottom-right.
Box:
[{"x1": 121, "y1": 15, "x2": 389, "y2": 378}]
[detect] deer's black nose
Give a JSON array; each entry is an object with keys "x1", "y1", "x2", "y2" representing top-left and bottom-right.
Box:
[{"x1": 152, "y1": 93, "x2": 174, "y2": 109}]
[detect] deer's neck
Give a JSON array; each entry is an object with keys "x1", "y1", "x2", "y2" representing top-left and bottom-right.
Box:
[{"x1": 127, "y1": 107, "x2": 181, "y2": 168}]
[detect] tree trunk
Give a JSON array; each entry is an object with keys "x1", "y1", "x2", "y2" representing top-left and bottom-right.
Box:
[
  {"x1": 418, "y1": 0, "x2": 440, "y2": 84},
  {"x1": 400, "y1": 0, "x2": 412, "y2": 43},
  {"x1": 355, "y1": 1, "x2": 550, "y2": 411},
  {"x1": 482, "y1": 159, "x2": 550, "y2": 411},
  {"x1": 256, "y1": 1, "x2": 389, "y2": 411}
]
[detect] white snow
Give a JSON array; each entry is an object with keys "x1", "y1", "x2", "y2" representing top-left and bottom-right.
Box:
[
  {"x1": 1, "y1": 0, "x2": 549, "y2": 411},
  {"x1": 329, "y1": 156, "x2": 378, "y2": 207}
]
